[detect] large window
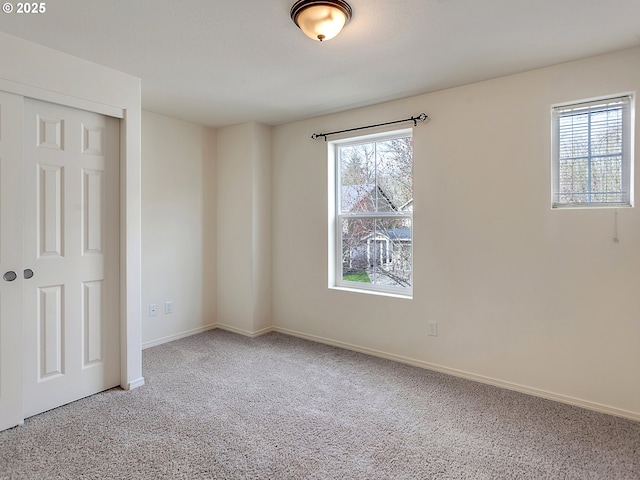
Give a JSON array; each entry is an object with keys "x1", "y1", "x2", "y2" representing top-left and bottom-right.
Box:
[
  {"x1": 551, "y1": 95, "x2": 633, "y2": 208},
  {"x1": 331, "y1": 130, "x2": 413, "y2": 296}
]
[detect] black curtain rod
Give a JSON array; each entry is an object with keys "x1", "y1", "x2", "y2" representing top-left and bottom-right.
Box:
[{"x1": 311, "y1": 113, "x2": 428, "y2": 141}]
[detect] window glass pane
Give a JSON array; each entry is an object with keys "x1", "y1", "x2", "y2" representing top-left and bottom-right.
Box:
[
  {"x1": 372, "y1": 219, "x2": 412, "y2": 288},
  {"x1": 591, "y1": 155, "x2": 622, "y2": 203},
  {"x1": 559, "y1": 114, "x2": 588, "y2": 160},
  {"x1": 559, "y1": 157, "x2": 588, "y2": 203},
  {"x1": 375, "y1": 137, "x2": 414, "y2": 212},
  {"x1": 341, "y1": 218, "x2": 412, "y2": 288},
  {"x1": 341, "y1": 217, "x2": 374, "y2": 283},
  {"x1": 339, "y1": 137, "x2": 413, "y2": 214},
  {"x1": 590, "y1": 108, "x2": 622, "y2": 156},
  {"x1": 339, "y1": 143, "x2": 376, "y2": 213}
]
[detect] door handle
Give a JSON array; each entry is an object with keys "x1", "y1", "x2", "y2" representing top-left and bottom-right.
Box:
[
  {"x1": 24, "y1": 269, "x2": 34, "y2": 280},
  {"x1": 3, "y1": 271, "x2": 17, "y2": 282}
]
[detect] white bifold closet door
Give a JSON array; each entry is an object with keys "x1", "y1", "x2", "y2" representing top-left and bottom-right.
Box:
[
  {"x1": 0, "y1": 92, "x2": 120, "y2": 430},
  {"x1": 0, "y1": 91, "x2": 25, "y2": 431}
]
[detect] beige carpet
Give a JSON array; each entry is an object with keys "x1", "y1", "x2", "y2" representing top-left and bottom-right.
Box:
[{"x1": 1, "y1": 330, "x2": 638, "y2": 479}]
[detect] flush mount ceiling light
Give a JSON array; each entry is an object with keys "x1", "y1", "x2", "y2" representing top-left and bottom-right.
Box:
[{"x1": 290, "y1": 0, "x2": 353, "y2": 42}]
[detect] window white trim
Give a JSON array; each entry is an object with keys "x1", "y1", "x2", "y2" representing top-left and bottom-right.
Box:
[
  {"x1": 328, "y1": 129, "x2": 413, "y2": 298},
  {"x1": 551, "y1": 94, "x2": 634, "y2": 209}
]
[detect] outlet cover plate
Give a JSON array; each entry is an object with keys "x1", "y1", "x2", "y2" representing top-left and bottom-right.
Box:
[{"x1": 427, "y1": 321, "x2": 437, "y2": 337}]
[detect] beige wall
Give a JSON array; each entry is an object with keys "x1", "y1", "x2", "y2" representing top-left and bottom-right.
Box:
[
  {"x1": 141, "y1": 111, "x2": 217, "y2": 347},
  {"x1": 139, "y1": 46, "x2": 639, "y2": 419},
  {"x1": 216, "y1": 122, "x2": 272, "y2": 335},
  {"x1": 271, "y1": 47, "x2": 640, "y2": 419}
]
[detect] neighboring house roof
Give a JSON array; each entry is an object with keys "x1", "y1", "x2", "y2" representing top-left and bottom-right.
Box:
[
  {"x1": 363, "y1": 227, "x2": 412, "y2": 242},
  {"x1": 386, "y1": 227, "x2": 412, "y2": 240},
  {"x1": 341, "y1": 185, "x2": 371, "y2": 212},
  {"x1": 341, "y1": 184, "x2": 398, "y2": 212}
]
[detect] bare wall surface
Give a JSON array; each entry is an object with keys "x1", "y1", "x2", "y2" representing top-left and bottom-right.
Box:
[
  {"x1": 217, "y1": 122, "x2": 273, "y2": 335},
  {"x1": 142, "y1": 111, "x2": 217, "y2": 346},
  {"x1": 217, "y1": 124, "x2": 255, "y2": 333},
  {"x1": 271, "y1": 47, "x2": 640, "y2": 418}
]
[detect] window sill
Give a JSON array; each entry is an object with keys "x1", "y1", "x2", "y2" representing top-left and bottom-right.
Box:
[
  {"x1": 329, "y1": 285, "x2": 413, "y2": 300},
  {"x1": 552, "y1": 203, "x2": 633, "y2": 209}
]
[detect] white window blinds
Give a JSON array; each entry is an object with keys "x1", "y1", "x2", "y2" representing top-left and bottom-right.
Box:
[{"x1": 552, "y1": 95, "x2": 632, "y2": 207}]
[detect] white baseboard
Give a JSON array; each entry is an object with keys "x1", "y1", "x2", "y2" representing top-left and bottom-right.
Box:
[
  {"x1": 139, "y1": 323, "x2": 639, "y2": 421},
  {"x1": 216, "y1": 323, "x2": 274, "y2": 338},
  {"x1": 124, "y1": 377, "x2": 145, "y2": 390},
  {"x1": 143, "y1": 323, "x2": 272, "y2": 351},
  {"x1": 142, "y1": 323, "x2": 218, "y2": 350},
  {"x1": 272, "y1": 326, "x2": 640, "y2": 422}
]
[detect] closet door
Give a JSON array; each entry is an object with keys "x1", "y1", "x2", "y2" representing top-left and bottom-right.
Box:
[
  {"x1": 0, "y1": 91, "x2": 24, "y2": 431},
  {"x1": 21, "y1": 99, "x2": 121, "y2": 418}
]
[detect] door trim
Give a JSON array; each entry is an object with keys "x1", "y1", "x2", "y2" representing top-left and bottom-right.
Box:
[
  {"x1": 0, "y1": 78, "x2": 124, "y2": 119},
  {"x1": 0, "y1": 81, "x2": 144, "y2": 400}
]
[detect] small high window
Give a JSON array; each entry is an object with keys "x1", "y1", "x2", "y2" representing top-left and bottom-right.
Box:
[
  {"x1": 551, "y1": 95, "x2": 633, "y2": 208},
  {"x1": 330, "y1": 130, "x2": 413, "y2": 296}
]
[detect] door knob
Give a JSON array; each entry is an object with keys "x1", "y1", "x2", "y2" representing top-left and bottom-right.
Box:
[
  {"x1": 3, "y1": 271, "x2": 17, "y2": 282},
  {"x1": 24, "y1": 269, "x2": 34, "y2": 279}
]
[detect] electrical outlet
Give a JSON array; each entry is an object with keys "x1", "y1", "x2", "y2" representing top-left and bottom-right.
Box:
[
  {"x1": 149, "y1": 304, "x2": 157, "y2": 317},
  {"x1": 165, "y1": 301, "x2": 173, "y2": 314},
  {"x1": 427, "y1": 321, "x2": 438, "y2": 337}
]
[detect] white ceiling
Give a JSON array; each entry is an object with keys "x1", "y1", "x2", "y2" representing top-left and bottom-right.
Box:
[{"x1": 1, "y1": 0, "x2": 639, "y2": 128}]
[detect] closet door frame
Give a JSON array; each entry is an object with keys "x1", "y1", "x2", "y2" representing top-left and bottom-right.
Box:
[{"x1": 0, "y1": 73, "x2": 143, "y2": 430}]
